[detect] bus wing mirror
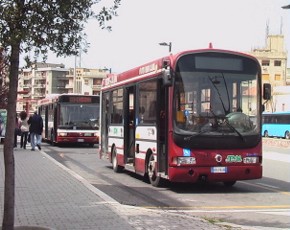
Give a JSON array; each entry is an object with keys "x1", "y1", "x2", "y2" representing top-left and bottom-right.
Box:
[
  {"x1": 263, "y1": 83, "x2": 271, "y2": 100},
  {"x1": 161, "y1": 60, "x2": 172, "y2": 86},
  {"x1": 162, "y1": 68, "x2": 172, "y2": 86}
]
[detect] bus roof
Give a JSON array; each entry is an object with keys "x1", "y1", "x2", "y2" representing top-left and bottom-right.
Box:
[
  {"x1": 101, "y1": 48, "x2": 258, "y2": 90},
  {"x1": 38, "y1": 93, "x2": 99, "y2": 105}
]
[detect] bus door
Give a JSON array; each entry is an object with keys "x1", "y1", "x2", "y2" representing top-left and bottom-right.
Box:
[
  {"x1": 157, "y1": 80, "x2": 168, "y2": 174},
  {"x1": 124, "y1": 86, "x2": 136, "y2": 164}
]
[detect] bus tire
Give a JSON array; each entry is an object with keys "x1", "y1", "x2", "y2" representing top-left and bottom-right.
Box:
[
  {"x1": 112, "y1": 146, "x2": 123, "y2": 173},
  {"x1": 285, "y1": 131, "x2": 290, "y2": 139},
  {"x1": 263, "y1": 130, "x2": 269, "y2": 137},
  {"x1": 147, "y1": 153, "x2": 162, "y2": 187},
  {"x1": 223, "y1": 181, "x2": 236, "y2": 187}
]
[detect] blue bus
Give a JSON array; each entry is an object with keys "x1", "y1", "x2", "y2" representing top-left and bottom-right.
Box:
[{"x1": 262, "y1": 112, "x2": 290, "y2": 139}]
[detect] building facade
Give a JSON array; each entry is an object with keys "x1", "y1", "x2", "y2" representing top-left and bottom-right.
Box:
[
  {"x1": 248, "y1": 34, "x2": 289, "y2": 112},
  {"x1": 17, "y1": 63, "x2": 106, "y2": 113},
  {"x1": 65, "y1": 67, "x2": 106, "y2": 95}
]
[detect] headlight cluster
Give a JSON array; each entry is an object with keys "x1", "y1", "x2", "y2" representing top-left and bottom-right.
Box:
[
  {"x1": 173, "y1": 157, "x2": 196, "y2": 166},
  {"x1": 58, "y1": 132, "x2": 67, "y2": 137},
  {"x1": 243, "y1": 156, "x2": 259, "y2": 164}
]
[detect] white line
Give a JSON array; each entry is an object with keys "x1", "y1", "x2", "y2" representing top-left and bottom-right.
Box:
[
  {"x1": 166, "y1": 209, "x2": 290, "y2": 214},
  {"x1": 255, "y1": 182, "x2": 280, "y2": 189}
]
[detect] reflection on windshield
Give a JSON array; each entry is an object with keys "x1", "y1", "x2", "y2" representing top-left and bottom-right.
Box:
[
  {"x1": 59, "y1": 104, "x2": 99, "y2": 130},
  {"x1": 174, "y1": 71, "x2": 259, "y2": 137}
]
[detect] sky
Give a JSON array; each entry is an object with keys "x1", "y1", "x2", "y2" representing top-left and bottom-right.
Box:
[{"x1": 21, "y1": 0, "x2": 290, "y2": 73}]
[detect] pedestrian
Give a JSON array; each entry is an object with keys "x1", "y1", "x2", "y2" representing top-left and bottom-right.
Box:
[
  {"x1": 28, "y1": 111, "x2": 43, "y2": 151},
  {"x1": 14, "y1": 113, "x2": 21, "y2": 148},
  {"x1": 19, "y1": 111, "x2": 29, "y2": 149}
]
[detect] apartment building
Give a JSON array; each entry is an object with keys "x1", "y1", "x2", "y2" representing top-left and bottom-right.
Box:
[
  {"x1": 65, "y1": 67, "x2": 106, "y2": 95},
  {"x1": 248, "y1": 34, "x2": 289, "y2": 112},
  {"x1": 17, "y1": 63, "x2": 106, "y2": 113}
]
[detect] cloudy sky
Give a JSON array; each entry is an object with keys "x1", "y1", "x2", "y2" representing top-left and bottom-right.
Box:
[{"x1": 21, "y1": 0, "x2": 290, "y2": 73}]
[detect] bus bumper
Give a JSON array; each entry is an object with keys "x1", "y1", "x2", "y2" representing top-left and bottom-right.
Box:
[
  {"x1": 57, "y1": 136, "x2": 99, "y2": 144},
  {"x1": 168, "y1": 165, "x2": 262, "y2": 183}
]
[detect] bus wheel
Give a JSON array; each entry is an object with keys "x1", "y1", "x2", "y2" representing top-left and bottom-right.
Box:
[
  {"x1": 285, "y1": 131, "x2": 290, "y2": 139},
  {"x1": 112, "y1": 147, "x2": 123, "y2": 173},
  {"x1": 223, "y1": 181, "x2": 236, "y2": 187},
  {"x1": 147, "y1": 153, "x2": 162, "y2": 187},
  {"x1": 263, "y1": 130, "x2": 269, "y2": 137}
]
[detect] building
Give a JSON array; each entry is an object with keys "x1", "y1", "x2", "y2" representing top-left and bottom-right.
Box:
[
  {"x1": 65, "y1": 67, "x2": 106, "y2": 95},
  {"x1": 248, "y1": 34, "x2": 289, "y2": 112},
  {"x1": 17, "y1": 63, "x2": 107, "y2": 113},
  {"x1": 17, "y1": 63, "x2": 69, "y2": 113}
]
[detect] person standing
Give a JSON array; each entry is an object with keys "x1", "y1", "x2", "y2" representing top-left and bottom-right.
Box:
[
  {"x1": 28, "y1": 111, "x2": 43, "y2": 151},
  {"x1": 19, "y1": 111, "x2": 29, "y2": 149},
  {"x1": 14, "y1": 114, "x2": 20, "y2": 148}
]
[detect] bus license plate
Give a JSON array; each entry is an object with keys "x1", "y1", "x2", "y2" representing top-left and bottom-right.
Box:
[
  {"x1": 77, "y1": 139, "x2": 84, "y2": 142},
  {"x1": 211, "y1": 167, "x2": 228, "y2": 173}
]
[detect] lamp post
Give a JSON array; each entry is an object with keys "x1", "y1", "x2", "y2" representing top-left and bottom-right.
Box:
[
  {"x1": 159, "y1": 42, "x2": 172, "y2": 53},
  {"x1": 103, "y1": 67, "x2": 112, "y2": 73}
]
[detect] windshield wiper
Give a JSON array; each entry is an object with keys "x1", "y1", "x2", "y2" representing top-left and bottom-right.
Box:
[
  {"x1": 184, "y1": 129, "x2": 211, "y2": 141},
  {"x1": 208, "y1": 74, "x2": 230, "y2": 115},
  {"x1": 223, "y1": 119, "x2": 245, "y2": 142}
]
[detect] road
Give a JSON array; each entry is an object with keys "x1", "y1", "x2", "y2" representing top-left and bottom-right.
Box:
[{"x1": 41, "y1": 140, "x2": 290, "y2": 229}]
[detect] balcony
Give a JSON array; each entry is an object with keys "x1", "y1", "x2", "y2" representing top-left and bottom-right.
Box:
[
  {"x1": 92, "y1": 85, "x2": 101, "y2": 90},
  {"x1": 23, "y1": 84, "x2": 32, "y2": 88},
  {"x1": 65, "y1": 84, "x2": 73, "y2": 89},
  {"x1": 33, "y1": 84, "x2": 46, "y2": 88}
]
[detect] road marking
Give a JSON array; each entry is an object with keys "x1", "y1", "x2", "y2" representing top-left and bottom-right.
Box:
[
  {"x1": 257, "y1": 211, "x2": 290, "y2": 217},
  {"x1": 143, "y1": 205, "x2": 290, "y2": 210},
  {"x1": 239, "y1": 181, "x2": 290, "y2": 196},
  {"x1": 255, "y1": 182, "x2": 280, "y2": 189},
  {"x1": 165, "y1": 208, "x2": 290, "y2": 215}
]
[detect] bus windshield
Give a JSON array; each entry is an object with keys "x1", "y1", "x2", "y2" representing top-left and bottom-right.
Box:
[
  {"x1": 59, "y1": 104, "x2": 99, "y2": 130},
  {"x1": 173, "y1": 54, "x2": 260, "y2": 143}
]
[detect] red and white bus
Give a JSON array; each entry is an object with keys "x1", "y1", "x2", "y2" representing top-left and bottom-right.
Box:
[
  {"x1": 38, "y1": 94, "x2": 100, "y2": 146},
  {"x1": 99, "y1": 47, "x2": 271, "y2": 187}
]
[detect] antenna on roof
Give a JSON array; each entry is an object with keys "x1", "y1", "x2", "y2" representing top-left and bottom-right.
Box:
[
  {"x1": 209, "y1": 42, "x2": 213, "y2": 49},
  {"x1": 265, "y1": 19, "x2": 269, "y2": 46}
]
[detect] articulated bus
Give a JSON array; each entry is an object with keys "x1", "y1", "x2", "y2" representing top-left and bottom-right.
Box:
[
  {"x1": 38, "y1": 94, "x2": 100, "y2": 146},
  {"x1": 262, "y1": 112, "x2": 290, "y2": 139},
  {"x1": 99, "y1": 47, "x2": 271, "y2": 187}
]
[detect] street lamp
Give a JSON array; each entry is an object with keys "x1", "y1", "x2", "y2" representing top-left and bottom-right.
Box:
[
  {"x1": 282, "y1": 4, "x2": 290, "y2": 9},
  {"x1": 159, "y1": 42, "x2": 172, "y2": 53},
  {"x1": 103, "y1": 67, "x2": 112, "y2": 73}
]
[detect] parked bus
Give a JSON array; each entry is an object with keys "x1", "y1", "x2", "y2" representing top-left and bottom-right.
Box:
[
  {"x1": 99, "y1": 47, "x2": 271, "y2": 187},
  {"x1": 262, "y1": 112, "x2": 290, "y2": 139},
  {"x1": 38, "y1": 94, "x2": 100, "y2": 146}
]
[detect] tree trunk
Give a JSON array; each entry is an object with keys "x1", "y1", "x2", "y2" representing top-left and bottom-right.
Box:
[{"x1": 2, "y1": 43, "x2": 20, "y2": 230}]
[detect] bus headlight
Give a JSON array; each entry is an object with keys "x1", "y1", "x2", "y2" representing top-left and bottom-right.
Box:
[
  {"x1": 174, "y1": 157, "x2": 196, "y2": 166},
  {"x1": 243, "y1": 157, "x2": 259, "y2": 164},
  {"x1": 58, "y1": 132, "x2": 67, "y2": 136}
]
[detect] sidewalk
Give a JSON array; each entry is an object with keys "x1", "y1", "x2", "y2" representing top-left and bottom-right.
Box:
[{"x1": 0, "y1": 143, "x2": 237, "y2": 230}]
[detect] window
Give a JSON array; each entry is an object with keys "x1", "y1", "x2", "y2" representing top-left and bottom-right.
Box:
[
  {"x1": 111, "y1": 89, "x2": 123, "y2": 124},
  {"x1": 274, "y1": 74, "x2": 281, "y2": 81},
  {"x1": 274, "y1": 60, "x2": 281, "y2": 67},
  {"x1": 262, "y1": 74, "x2": 270, "y2": 81},
  {"x1": 138, "y1": 81, "x2": 157, "y2": 124},
  {"x1": 261, "y1": 60, "x2": 270, "y2": 66}
]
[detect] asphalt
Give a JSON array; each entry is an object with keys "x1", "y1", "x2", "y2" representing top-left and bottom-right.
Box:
[{"x1": 0, "y1": 141, "x2": 250, "y2": 230}]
